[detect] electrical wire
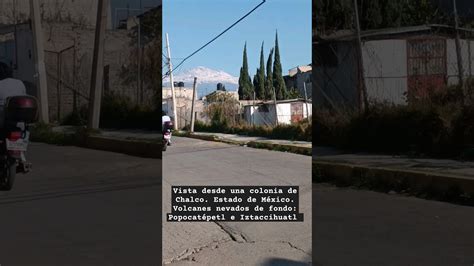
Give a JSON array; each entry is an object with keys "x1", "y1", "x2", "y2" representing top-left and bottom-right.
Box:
[{"x1": 163, "y1": 0, "x2": 266, "y2": 78}]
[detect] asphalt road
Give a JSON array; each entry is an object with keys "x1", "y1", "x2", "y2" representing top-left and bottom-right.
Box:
[
  {"x1": 313, "y1": 184, "x2": 474, "y2": 266},
  {"x1": 162, "y1": 137, "x2": 312, "y2": 265},
  {"x1": 5, "y1": 140, "x2": 470, "y2": 265},
  {"x1": 0, "y1": 142, "x2": 161, "y2": 265}
]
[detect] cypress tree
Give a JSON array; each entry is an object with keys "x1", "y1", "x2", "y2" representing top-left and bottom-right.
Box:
[
  {"x1": 238, "y1": 42, "x2": 252, "y2": 100},
  {"x1": 248, "y1": 70, "x2": 254, "y2": 97},
  {"x1": 265, "y1": 48, "x2": 274, "y2": 100},
  {"x1": 273, "y1": 31, "x2": 287, "y2": 100},
  {"x1": 257, "y1": 42, "x2": 265, "y2": 100},
  {"x1": 253, "y1": 69, "x2": 259, "y2": 99}
]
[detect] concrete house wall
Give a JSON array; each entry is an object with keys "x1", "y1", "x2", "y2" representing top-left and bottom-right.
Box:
[
  {"x1": 313, "y1": 42, "x2": 359, "y2": 108},
  {"x1": 363, "y1": 39, "x2": 407, "y2": 104},
  {"x1": 244, "y1": 101, "x2": 312, "y2": 126},
  {"x1": 315, "y1": 29, "x2": 474, "y2": 108}
]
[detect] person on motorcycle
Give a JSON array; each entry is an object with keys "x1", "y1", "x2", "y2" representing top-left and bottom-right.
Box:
[
  {"x1": 0, "y1": 62, "x2": 34, "y2": 190},
  {"x1": 162, "y1": 111, "x2": 171, "y2": 128},
  {"x1": 162, "y1": 111, "x2": 172, "y2": 146},
  {"x1": 0, "y1": 62, "x2": 27, "y2": 128}
]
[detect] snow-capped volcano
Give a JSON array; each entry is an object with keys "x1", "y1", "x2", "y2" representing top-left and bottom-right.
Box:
[{"x1": 164, "y1": 66, "x2": 239, "y2": 86}]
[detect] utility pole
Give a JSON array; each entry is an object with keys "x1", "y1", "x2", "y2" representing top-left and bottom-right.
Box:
[
  {"x1": 353, "y1": 0, "x2": 369, "y2": 112},
  {"x1": 30, "y1": 0, "x2": 49, "y2": 123},
  {"x1": 73, "y1": 38, "x2": 77, "y2": 112},
  {"x1": 88, "y1": 0, "x2": 109, "y2": 129},
  {"x1": 137, "y1": 0, "x2": 142, "y2": 104},
  {"x1": 14, "y1": 0, "x2": 18, "y2": 74},
  {"x1": 252, "y1": 89, "x2": 256, "y2": 126},
  {"x1": 57, "y1": 53, "x2": 61, "y2": 121},
  {"x1": 190, "y1": 77, "x2": 197, "y2": 132},
  {"x1": 272, "y1": 86, "x2": 278, "y2": 126},
  {"x1": 165, "y1": 33, "x2": 178, "y2": 130},
  {"x1": 453, "y1": 0, "x2": 465, "y2": 97}
]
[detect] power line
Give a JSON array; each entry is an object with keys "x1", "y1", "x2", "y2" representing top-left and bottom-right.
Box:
[{"x1": 164, "y1": 0, "x2": 266, "y2": 78}]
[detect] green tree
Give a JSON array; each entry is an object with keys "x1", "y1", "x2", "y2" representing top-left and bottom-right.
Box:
[
  {"x1": 120, "y1": 6, "x2": 162, "y2": 110},
  {"x1": 252, "y1": 70, "x2": 259, "y2": 100},
  {"x1": 238, "y1": 42, "x2": 253, "y2": 100},
  {"x1": 314, "y1": 0, "x2": 353, "y2": 35},
  {"x1": 315, "y1": 0, "x2": 449, "y2": 33},
  {"x1": 205, "y1": 93, "x2": 240, "y2": 129},
  {"x1": 265, "y1": 48, "x2": 274, "y2": 100},
  {"x1": 287, "y1": 87, "x2": 301, "y2": 99},
  {"x1": 256, "y1": 42, "x2": 266, "y2": 100},
  {"x1": 272, "y1": 32, "x2": 287, "y2": 100},
  {"x1": 363, "y1": 0, "x2": 382, "y2": 29}
]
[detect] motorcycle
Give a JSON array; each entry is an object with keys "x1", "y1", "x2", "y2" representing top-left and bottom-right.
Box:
[
  {"x1": 162, "y1": 121, "x2": 173, "y2": 152},
  {"x1": 0, "y1": 95, "x2": 37, "y2": 191}
]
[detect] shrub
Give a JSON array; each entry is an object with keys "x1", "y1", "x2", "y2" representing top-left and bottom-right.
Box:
[
  {"x1": 344, "y1": 104, "x2": 448, "y2": 154},
  {"x1": 314, "y1": 98, "x2": 474, "y2": 159},
  {"x1": 204, "y1": 93, "x2": 240, "y2": 128},
  {"x1": 30, "y1": 123, "x2": 82, "y2": 145},
  {"x1": 62, "y1": 105, "x2": 88, "y2": 126},
  {"x1": 193, "y1": 118, "x2": 312, "y2": 141},
  {"x1": 61, "y1": 92, "x2": 159, "y2": 130}
]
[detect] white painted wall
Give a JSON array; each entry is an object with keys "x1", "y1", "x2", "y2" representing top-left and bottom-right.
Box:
[
  {"x1": 244, "y1": 102, "x2": 312, "y2": 126},
  {"x1": 245, "y1": 105, "x2": 276, "y2": 126},
  {"x1": 362, "y1": 40, "x2": 407, "y2": 104},
  {"x1": 276, "y1": 103, "x2": 291, "y2": 125}
]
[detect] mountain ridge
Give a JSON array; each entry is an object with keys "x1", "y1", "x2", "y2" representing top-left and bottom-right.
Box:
[{"x1": 163, "y1": 66, "x2": 239, "y2": 86}]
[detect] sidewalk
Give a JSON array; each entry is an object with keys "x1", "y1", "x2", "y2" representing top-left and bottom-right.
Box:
[
  {"x1": 99, "y1": 129, "x2": 160, "y2": 141},
  {"x1": 314, "y1": 146, "x2": 474, "y2": 202},
  {"x1": 182, "y1": 131, "x2": 312, "y2": 156},
  {"x1": 53, "y1": 126, "x2": 161, "y2": 141},
  {"x1": 51, "y1": 126, "x2": 161, "y2": 158}
]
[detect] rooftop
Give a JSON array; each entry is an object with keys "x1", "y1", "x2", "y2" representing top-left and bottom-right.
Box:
[
  {"x1": 242, "y1": 98, "x2": 312, "y2": 107},
  {"x1": 315, "y1": 24, "x2": 474, "y2": 42},
  {"x1": 288, "y1": 65, "x2": 312, "y2": 77}
]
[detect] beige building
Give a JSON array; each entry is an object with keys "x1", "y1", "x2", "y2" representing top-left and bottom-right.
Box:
[
  {"x1": 284, "y1": 65, "x2": 312, "y2": 99},
  {"x1": 202, "y1": 90, "x2": 239, "y2": 102},
  {"x1": 162, "y1": 87, "x2": 204, "y2": 129},
  {"x1": 0, "y1": 0, "x2": 113, "y2": 29},
  {"x1": 0, "y1": 0, "x2": 159, "y2": 122}
]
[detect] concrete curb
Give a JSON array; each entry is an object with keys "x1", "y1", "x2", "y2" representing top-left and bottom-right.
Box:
[
  {"x1": 313, "y1": 160, "x2": 474, "y2": 204},
  {"x1": 179, "y1": 132, "x2": 311, "y2": 156},
  {"x1": 84, "y1": 135, "x2": 161, "y2": 159},
  {"x1": 247, "y1": 141, "x2": 312, "y2": 156}
]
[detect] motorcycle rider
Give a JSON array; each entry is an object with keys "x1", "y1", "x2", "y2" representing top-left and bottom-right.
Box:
[
  {"x1": 0, "y1": 62, "x2": 34, "y2": 190},
  {"x1": 162, "y1": 111, "x2": 172, "y2": 146},
  {"x1": 0, "y1": 62, "x2": 27, "y2": 128}
]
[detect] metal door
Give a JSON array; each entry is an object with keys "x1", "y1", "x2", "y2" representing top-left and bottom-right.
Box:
[
  {"x1": 407, "y1": 38, "x2": 447, "y2": 101},
  {"x1": 290, "y1": 102, "x2": 304, "y2": 123}
]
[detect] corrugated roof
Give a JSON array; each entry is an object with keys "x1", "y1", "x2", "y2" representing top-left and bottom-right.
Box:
[
  {"x1": 242, "y1": 98, "x2": 312, "y2": 107},
  {"x1": 316, "y1": 24, "x2": 474, "y2": 42}
]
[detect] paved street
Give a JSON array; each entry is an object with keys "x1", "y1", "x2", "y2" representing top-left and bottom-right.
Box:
[
  {"x1": 163, "y1": 137, "x2": 312, "y2": 265},
  {"x1": 0, "y1": 143, "x2": 161, "y2": 265},
  {"x1": 313, "y1": 184, "x2": 474, "y2": 266}
]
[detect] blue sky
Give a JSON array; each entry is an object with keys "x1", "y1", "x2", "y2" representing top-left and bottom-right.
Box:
[{"x1": 163, "y1": 0, "x2": 311, "y2": 78}]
